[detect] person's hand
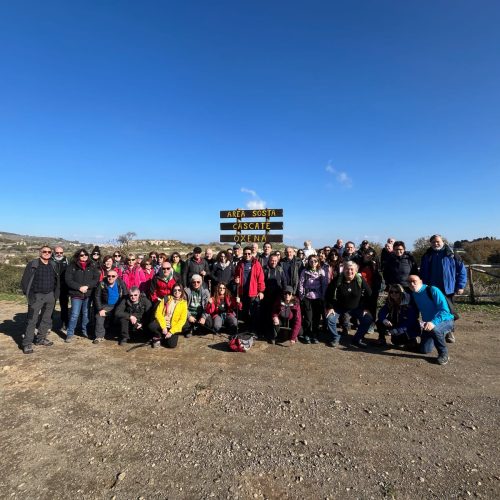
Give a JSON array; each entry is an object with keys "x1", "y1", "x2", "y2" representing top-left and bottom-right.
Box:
[
  {"x1": 162, "y1": 328, "x2": 169, "y2": 335},
  {"x1": 236, "y1": 296, "x2": 240, "y2": 303},
  {"x1": 188, "y1": 315, "x2": 196, "y2": 323},
  {"x1": 165, "y1": 332, "x2": 172, "y2": 339},
  {"x1": 423, "y1": 321, "x2": 435, "y2": 331},
  {"x1": 234, "y1": 276, "x2": 240, "y2": 284},
  {"x1": 79, "y1": 285, "x2": 88, "y2": 293},
  {"x1": 198, "y1": 317, "x2": 206, "y2": 325},
  {"x1": 136, "y1": 323, "x2": 142, "y2": 330},
  {"x1": 362, "y1": 310, "x2": 369, "y2": 316},
  {"x1": 325, "y1": 308, "x2": 335, "y2": 318},
  {"x1": 99, "y1": 310, "x2": 106, "y2": 317},
  {"x1": 208, "y1": 297, "x2": 214, "y2": 304},
  {"x1": 383, "y1": 319, "x2": 392, "y2": 327},
  {"x1": 457, "y1": 289, "x2": 464, "y2": 295},
  {"x1": 129, "y1": 315, "x2": 137, "y2": 325},
  {"x1": 258, "y1": 292, "x2": 264, "y2": 300},
  {"x1": 273, "y1": 317, "x2": 280, "y2": 326},
  {"x1": 200, "y1": 270, "x2": 206, "y2": 276}
]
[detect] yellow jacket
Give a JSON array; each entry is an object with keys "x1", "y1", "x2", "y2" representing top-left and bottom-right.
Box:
[{"x1": 155, "y1": 296, "x2": 188, "y2": 334}]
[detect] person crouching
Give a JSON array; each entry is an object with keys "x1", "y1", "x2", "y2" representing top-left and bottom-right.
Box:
[
  {"x1": 114, "y1": 286, "x2": 152, "y2": 346},
  {"x1": 271, "y1": 286, "x2": 302, "y2": 345}
]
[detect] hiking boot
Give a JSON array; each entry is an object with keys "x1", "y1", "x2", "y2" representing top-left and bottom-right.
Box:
[
  {"x1": 184, "y1": 332, "x2": 192, "y2": 338},
  {"x1": 302, "y1": 336, "x2": 311, "y2": 344},
  {"x1": 445, "y1": 332, "x2": 455, "y2": 343},
  {"x1": 64, "y1": 335, "x2": 73, "y2": 343},
  {"x1": 118, "y1": 339, "x2": 128, "y2": 346},
  {"x1": 311, "y1": 338, "x2": 319, "y2": 344},
  {"x1": 34, "y1": 338, "x2": 53, "y2": 347},
  {"x1": 81, "y1": 331, "x2": 89, "y2": 339},
  {"x1": 92, "y1": 338, "x2": 104, "y2": 344},
  {"x1": 152, "y1": 340, "x2": 161, "y2": 348},
  {"x1": 23, "y1": 345, "x2": 34, "y2": 354},
  {"x1": 437, "y1": 355, "x2": 449, "y2": 365},
  {"x1": 351, "y1": 339, "x2": 367, "y2": 348},
  {"x1": 327, "y1": 341, "x2": 339, "y2": 348},
  {"x1": 268, "y1": 338, "x2": 276, "y2": 345}
]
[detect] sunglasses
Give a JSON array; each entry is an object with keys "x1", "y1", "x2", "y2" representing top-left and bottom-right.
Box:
[
  {"x1": 192, "y1": 280, "x2": 202, "y2": 284},
  {"x1": 41, "y1": 250, "x2": 52, "y2": 254},
  {"x1": 163, "y1": 267, "x2": 172, "y2": 270},
  {"x1": 389, "y1": 291, "x2": 401, "y2": 295},
  {"x1": 107, "y1": 275, "x2": 118, "y2": 278},
  {"x1": 284, "y1": 292, "x2": 292, "y2": 295},
  {"x1": 114, "y1": 254, "x2": 121, "y2": 257},
  {"x1": 173, "y1": 289, "x2": 182, "y2": 293},
  {"x1": 80, "y1": 254, "x2": 88, "y2": 257},
  {"x1": 55, "y1": 252, "x2": 63, "y2": 255},
  {"x1": 127, "y1": 259, "x2": 136, "y2": 262},
  {"x1": 243, "y1": 252, "x2": 252, "y2": 256},
  {"x1": 92, "y1": 252, "x2": 100, "y2": 255},
  {"x1": 130, "y1": 294, "x2": 140, "y2": 297}
]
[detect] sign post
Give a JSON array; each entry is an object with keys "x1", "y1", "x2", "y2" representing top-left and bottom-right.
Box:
[{"x1": 219, "y1": 209, "x2": 284, "y2": 244}]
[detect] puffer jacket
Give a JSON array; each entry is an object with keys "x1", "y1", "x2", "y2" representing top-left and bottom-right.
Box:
[{"x1": 65, "y1": 260, "x2": 100, "y2": 298}]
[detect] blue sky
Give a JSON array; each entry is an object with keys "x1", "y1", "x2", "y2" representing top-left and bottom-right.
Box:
[{"x1": 0, "y1": 1, "x2": 499, "y2": 248}]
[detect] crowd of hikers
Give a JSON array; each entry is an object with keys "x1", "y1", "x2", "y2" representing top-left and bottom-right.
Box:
[{"x1": 20, "y1": 235, "x2": 467, "y2": 365}]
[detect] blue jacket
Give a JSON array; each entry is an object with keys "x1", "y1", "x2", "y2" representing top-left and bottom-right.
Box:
[
  {"x1": 412, "y1": 284, "x2": 454, "y2": 325},
  {"x1": 420, "y1": 245, "x2": 467, "y2": 295}
]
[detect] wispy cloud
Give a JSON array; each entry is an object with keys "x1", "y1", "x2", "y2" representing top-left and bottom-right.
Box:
[
  {"x1": 241, "y1": 187, "x2": 266, "y2": 209},
  {"x1": 325, "y1": 163, "x2": 353, "y2": 188}
]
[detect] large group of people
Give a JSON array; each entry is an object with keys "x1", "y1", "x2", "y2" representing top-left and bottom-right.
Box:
[{"x1": 20, "y1": 234, "x2": 467, "y2": 365}]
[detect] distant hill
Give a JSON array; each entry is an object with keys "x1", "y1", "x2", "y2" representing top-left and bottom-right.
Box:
[{"x1": 0, "y1": 231, "x2": 86, "y2": 246}]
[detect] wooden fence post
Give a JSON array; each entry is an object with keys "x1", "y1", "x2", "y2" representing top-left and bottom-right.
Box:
[{"x1": 468, "y1": 266, "x2": 476, "y2": 304}]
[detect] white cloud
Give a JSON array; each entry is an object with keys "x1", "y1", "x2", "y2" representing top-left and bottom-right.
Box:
[
  {"x1": 325, "y1": 164, "x2": 353, "y2": 188},
  {"x1": 241, "y1": 187, "x2": 266, "y2": 209}
]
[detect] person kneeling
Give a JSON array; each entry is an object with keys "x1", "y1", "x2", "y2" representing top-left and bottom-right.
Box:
[
  {"x1": 114, "y1": 286, "x2": 152, "y2": 346},
  {"x1": 271, "y1": 286, "x2": 302, "y2": 345},
  {"x1": 183, "y1": 274, "x2": 210, "y2": 337},
  {"x1": 376, "y1": 284, "x2": 421, "y2": 348},
  {"x1": 205, "y1": 282, "x2": 241, "y2": 335},
  {"x1": 408, "y1": 275, "x2": 454, "y2": 366},
  {"x1": 149, "y1": 285, "x2": 188, "y2": 348}
]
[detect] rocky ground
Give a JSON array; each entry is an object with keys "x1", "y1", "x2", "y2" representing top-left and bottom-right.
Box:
[{"x1": 0, "y1": 300, "x2": 499, "y2": 499}]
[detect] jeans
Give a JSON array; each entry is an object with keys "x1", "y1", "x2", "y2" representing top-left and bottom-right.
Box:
[
  {"x1": 66, "y1": 297, "x2": 90, "y2": 337},
  {"x1": 24, "y1": 292, "x2": 55, "y2": 347},
  {"x1": 327, "y1": 307, "x2": 373, "y2": 343},
  {"x1": 420, "y1": 319, "x2": 453, "y2": 357}
]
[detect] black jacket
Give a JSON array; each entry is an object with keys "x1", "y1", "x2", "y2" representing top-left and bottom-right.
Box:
[
  {"x1": 182, "y1": 257, "x2": 210, "y2": 287},
  {"x1": 21, "y1": 259, "x2": 60, "y2": 297},
  {"x1": 324, "y1": 274, "x2": 372, "y2": 311},
  {"x1": 65, "y1": 260, "x2": 100, "y2": 298},
  {"x1": 114, "y1": 294, "x2": 152, "y2": 323},
  {"x1": 279, "y1": 257, "x2": 301, "y2": 294},
  {"x1": 264, "y1": 265, "x2": 287, "y2": 301},
  {"x1": 94, "y1": 278, "x2": 128, "y2": 311},
  {"x1": 383, "y1": 252, "x2": 418, "y2": 288},
  {"x1": 211, "y1": 261, "x2": 235, "y2": 287}
]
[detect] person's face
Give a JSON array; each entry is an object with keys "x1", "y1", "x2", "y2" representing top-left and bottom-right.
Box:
[
  {"x1": 194, "y1": 252, "x2": 202, "y2": 259},
  {"x1": 298, "y1": 251, "x2": 304, "y2": 259},
  {"x1": 158, "y1": 256, "x2": 165, "y2": 263},
  {"x1": 92, "y1": 251, "x2": 100, "y2": 260},
  {"x1": 79, "y1": 252, "x2": 89, "y2": 262},
  {"x1": 394, "y1": 245, "x2": 405, "y2": 256},
  {"x1": 388, "y1": 238, "x2": 395, "y2": 245},
  {"x1": 217, "y1": 284, "x2": 226, "y2": 294},
  {"x1": 269, "y1": 256, "x2": 278, "y2": 268},
  {"x1": 235, "y1": 247, "x2": 243, "y2": 257},
  {"x1": 219, "y1": 253, "x2": 227, "y2": 262},
  {"x1": 162, "y1": 264, "x2": 172, "y2": 274},
  {"x1": 252, "y1": 243, "x2": 259, "y2": 253},
  {"x1": 337, "y1": 239, "x2": 343, "y2": 247},
  {"x1": 173, "y1": 255, "x2": 180, "y2": 261},
  {"x1": 106, "y1": 272, "x2": 118, "y2": 284},
  {"x1": 389, "y1": 288, "x2": 402, "y2": 303},
  {"x1": 40, "y1": 247, "x2": 52, "y2": 260},
  {"x1": 431, "y1": 236, "x2": 444, "y2": 250},
  {"x1": 172, "y1": 287, "x2": 183, "y2": 298},
  {"x1": 308, "y1": 256, "x2": 318, "y2": 268},
  {"x1": 263, "y1": 243, "x2": 271, "y2": 254},
  {"x1": 283, "y1": 291, "x2": 293, "y2": 303},
  {"x1": 191, "y1": 278, "x2": 202, "y2": 290},
  {"x1": 129, "y1": 291, "x2": 140, "y2": 303},
  {"x1": 243, "y1": 249, "x2": 252, "y2": 261},
  {"x1": 319, "y1": 251, "x2": 326, "y2": 262},
  {"x1": 408, "y1": 276, "x2": 422, "y2": 292},
  {"x1": 205, "y1": 249, "x2": 213, "y2": 259},
  {"x1": 344, "y1": 265, "x2": 356, "y2": 280},
  {"x1": 54, "y1": 247, "x2": 64, "y2": 259},
  {"x1": 104, "y1": 258, "x2": 113, "y2": 269},
  {"x1": 345, "y1": 244, "x2": 355, "y2": 254},
  {"x1": 127, "y1": 257, "x2": 135, "y2": 267},
  {"x1": 324, "y1": 247, "x2": 331, "y2": 255},
  {"x1": 286, "y1": 248, "x2": 294, "y2": 259},
  {"x1": 114, "y1": 252, "x2": 122, "y2": 261},
  {"x1": 137, "y1": 257, "x2": 143, "y2": 264}
]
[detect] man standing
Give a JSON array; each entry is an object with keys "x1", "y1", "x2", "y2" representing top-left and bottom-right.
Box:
[
  {"x1": 232, "y1": 244, "x2": 243, "y2": 264},
  {"x1": 408, "y1": 275, "x2": 454, "y2": 365},
  {"x1": 333, "y1": 239, "x2": 345, "y2": 257},
  {"x1": 20, "y1": 246, "x2": 59, "y2": 354},
  {"x1": 280, "y1": 246, "x2": 301, "y2": 294},
  {"x1": 258, "y1": 242, "x2": 273, "y2": 268},
  {"x1": 52, "y1": 246, "x2": 69, "y2": 331},
  {"x1": 234, "y1": 246, "x2": 265, "y2": 335},
  {"x1": 419, "y1": 234, "x2": 466, "y2": 343},
  {"x1": 183, "y1": 246, "x2": 210, "y2": 287},
  {"x1": 262, "y1": 253, "x2": 287, "y2": 341}
]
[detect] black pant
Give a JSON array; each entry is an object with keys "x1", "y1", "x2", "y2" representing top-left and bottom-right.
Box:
[
  {"x1": 149, "y1": 319, "x2": 180, "y2": 348},
  {"x1": 301, "y1": 298, "x2": 322, "y2": 339},
  {"x1": 24, "y1": 292, "x2": 55, "y2": 347},
  {"x1": 119, "y1": 318, "x2": 146, "y2": 341}
]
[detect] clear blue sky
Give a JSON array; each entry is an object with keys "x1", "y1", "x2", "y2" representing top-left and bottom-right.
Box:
[{"x1": 0, "y1": 1, "x2": 499, "y2": 248}]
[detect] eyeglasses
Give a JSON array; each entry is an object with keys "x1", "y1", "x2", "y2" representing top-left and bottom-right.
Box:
[
  {"x1": 173, "y1": 289, "x2": 182, "y2": 293},
  {"x1": 389, "y1": 291, "x2": 401, "y2": 295},
  {"x1": 163, "y1": 267, "x2": 172, "y2": 270},
  {"x1": 192, "y1": 280, "x2": 202, "y2": 284},
  {"x1": 80, "y1": 254, "x2": 88, "y2": 257},
  {"x1": 127, "y1": 259, "x2": 135, "y2": 262},
  {"x1": 130, "y1": 293, "x2": 140, "y2": 297},
  {"x1": 41, "y1": 250, "x2": 52, "y2": 254},
  {"x1": 114, "y1": 254, "x2": 121, "y2": 257},
  {"x1": 218, "y1": 286, "x2": 226, "y2": 289},
  {"x1": 107, "y1": 275, "x2": 117, "y2": 278},
  {"x1": 92, "y1": 252, "x2": 100, "y2": 255},
  {"x1": 55, "y1": 252, "x2": 63, "y2": 255},
  {"x1": 284, "y1": 292, "x2": 292, "y2": 295},
  {"x1": 243, "y1": 252, "x2": 252, "y2": 255}
]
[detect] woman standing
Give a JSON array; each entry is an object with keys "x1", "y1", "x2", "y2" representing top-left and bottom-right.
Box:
[
  {"x1": 65, "y1": 248, "x2": 100, "y2": 342},
  {"x1": 122, "y1": 253, "x2": 146, "y2": 289},
  {"x1": 99, "y1": 255, "x2": 122, "y2": 281},
  {"x1": 211, "y1": 251, "x2": 234, "y2": 289},
  {"x1": 170, "y1": 252, "x2": 185, "y2": 277},
  {"x1": 298, "y1": 254, "x2": 328, "y2": 344}
]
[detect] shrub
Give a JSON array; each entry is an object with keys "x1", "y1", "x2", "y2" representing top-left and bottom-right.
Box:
[{"x1": 0, "y1": 264, "x2": 24, "y2": 295}]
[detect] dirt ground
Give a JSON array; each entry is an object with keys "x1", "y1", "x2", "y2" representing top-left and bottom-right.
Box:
[{"x1": 0, "y1": 300, "x2": 499, "y2": 500}]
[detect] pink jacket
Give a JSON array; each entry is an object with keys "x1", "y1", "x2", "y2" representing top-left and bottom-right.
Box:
[{"x1": 122, "y1": 266, "x2": 146, "y2": 289}]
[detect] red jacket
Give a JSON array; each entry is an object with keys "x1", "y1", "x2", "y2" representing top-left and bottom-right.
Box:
[
  {"x1": 272, "y1": 296, "x2": 302, "y2": 341},
  {"x1": 150, "y1": 274, "x2": 179, "y2": 302},
  {"x1": 205, "y1": 295, "x2": 242, "y2": 318},
  {"x1": 234, "y1": 258, "x2": 265, "y2": 298}
]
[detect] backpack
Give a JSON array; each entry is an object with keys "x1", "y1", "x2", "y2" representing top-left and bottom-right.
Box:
[
  {"x1": 228, "y1": 333, "x2": 254, "y2": 352},
  {"x1": 425, "y1": 286, "x2": 459, "y2": 320}
]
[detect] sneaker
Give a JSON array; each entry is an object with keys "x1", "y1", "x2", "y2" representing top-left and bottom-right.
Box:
[
  {"x1": 118, "y1": 339, "x2": 128, "y2": 346},
  {"x1": 81, "y1": 331, "x2": 89, "y2": 339},
  {"x1": 152, "y1": 340, "x2": 161, "y2": 348},
  {"x1": 23, "y1": 345, "x2": 34, "y2": 354},
  {"x1": 437, "y1": 355, "x2": 449, "y2": 365},
  {"x1": 311, "y1": 338, "x2": 319, "y2": 344},
  {"x1": 184, "y1": 332, "x2": 192, "y2": 338},
  {"x1": 92, "y1": 338, "x2": 104, "y2": 344},
  {"x1": 327, "y1": 341, "x2": 339, "y2": 348},
  {"x1": 34, "y1": 338, "x2": 53, "y2": 347},
  {"x1": 351, "y1": 339, "x2": 368, "y2": 348},
  {"x1": 445, "y1": 332, "x2": 455, "y2": 343},
  {"x1": 65, "y1": 335, "x2": 73, "y2": 343},
  {"x1": 303, "y1": 336, "x2": 311, "y2": 344}
]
